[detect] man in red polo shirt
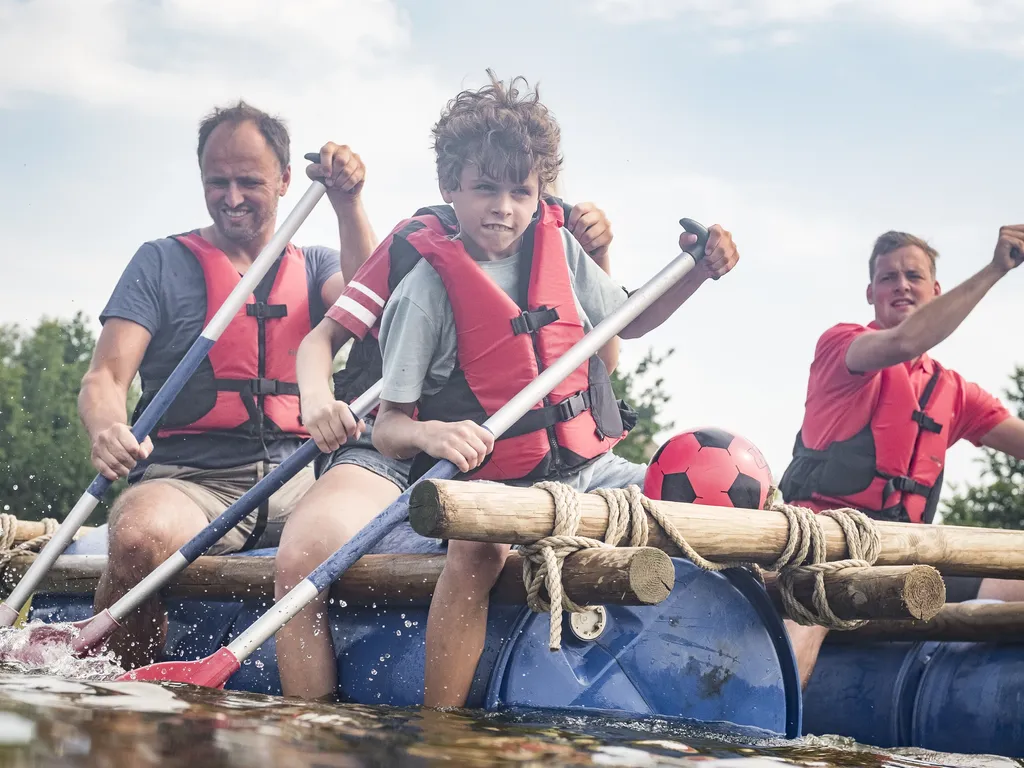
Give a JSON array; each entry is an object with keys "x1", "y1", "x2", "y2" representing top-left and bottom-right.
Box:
[{"x1": 778, "y1": 225, "x2": 1024, "y2": 685}]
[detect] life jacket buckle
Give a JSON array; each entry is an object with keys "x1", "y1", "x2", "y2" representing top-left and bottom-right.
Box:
[
  {"x1": 510, "y1": 307, "x2": 559, "y2": 335},
  {"x1": 911, "y1": 410, "x2": 943, "y2": 434},
  {"x1": 247, "y1": 302, "x2": 288, "y2": 319},
  {"x1": 554, "y1": 390, "x2": 591, "y2": 422}
]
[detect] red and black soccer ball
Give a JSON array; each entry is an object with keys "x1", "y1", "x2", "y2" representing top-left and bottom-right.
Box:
[{"x1": 643, "y1": 426, "x2": 774, "y2": 510}]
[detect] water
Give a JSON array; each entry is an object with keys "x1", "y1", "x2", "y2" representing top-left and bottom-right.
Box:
[{"x1": 0, "y1": 661, "x2": 1018, "y2": 767}]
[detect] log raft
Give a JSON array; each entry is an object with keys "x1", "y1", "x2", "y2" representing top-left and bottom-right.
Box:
[
  {"x1": 0, "y1": 548, "x2": 675, "y2": 608},
  {"x1": 831, "y1": 601, "x2": 1024, "y2": 643},
  {"x1": 409, "y1": 480, "x2": 1024, "y2": 578}
]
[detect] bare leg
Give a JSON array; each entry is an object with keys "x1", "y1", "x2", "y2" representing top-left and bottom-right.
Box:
[
  {"x1": 423, "y1": 540, "x2": 510, "y2": 708},
  {"x1": 275, "y1": 464, "x2": 401, "y2": 700},
  {"x1": 977, "y1": 578, "x2": 1024, "y2": 601},
  {"x1": 784, "y1": 620, "x2": 830, "y2": 689},
  {"x1": 94, "y1": 483, "x2": 210, "y2": 669}
]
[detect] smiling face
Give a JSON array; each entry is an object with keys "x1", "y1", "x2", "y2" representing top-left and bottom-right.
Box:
[
  {"x1": 200, "y1": 120, "x2": 290, "y2": 247},
  {"x1": 441, "y1": 165, "x2": 540, "y2": 261},
  {"x1": 866, "y1": 245, "x2": 941, "y2": 329}
]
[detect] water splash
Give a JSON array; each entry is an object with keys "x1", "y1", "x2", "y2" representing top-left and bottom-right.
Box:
[{"x1": 0, "y1": 622, "x2": 123, "y2": 680}]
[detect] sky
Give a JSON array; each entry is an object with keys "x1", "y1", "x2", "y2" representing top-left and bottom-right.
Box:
[{"x1": 1, "y1": 0, "x2": 1022, "y2": 509}]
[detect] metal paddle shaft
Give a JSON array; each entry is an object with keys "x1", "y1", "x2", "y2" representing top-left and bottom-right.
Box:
[
  {"x1": 70, "y1": 382, "x2": 383, "y2": 655},
  {"x1": 0, "y1": 181, "x2": 328, "y2": 627},
  {"x1": 121, "y1": 218, "x2": 709, "y2": 686}
]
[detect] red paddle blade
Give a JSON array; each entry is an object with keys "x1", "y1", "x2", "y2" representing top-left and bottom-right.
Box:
[
  {"x1": 116, "y1": 646, "x2": 240, "y2": 689},
  {"x1": 0, "y1": 622, "x2": 79, "y2": 666},
  {"x1": 69, "y1": 611, "x2": 120, "y2": 656}
]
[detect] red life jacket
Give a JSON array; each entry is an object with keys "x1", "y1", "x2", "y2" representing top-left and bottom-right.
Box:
[
  {"x1": 136, "y1": 233, "x2": 311, "y2": 440},
  {"x1": 778, "y1": 359, "x2": 954, "y2": 523},
  {"x1": 331, "y1": 205, "x2": 461, "y2": 405},
  {"x1": 396, "y1": 201, "x2": 634, "y2": 482}
]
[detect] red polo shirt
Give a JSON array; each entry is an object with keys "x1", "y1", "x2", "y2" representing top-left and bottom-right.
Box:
[{"x1": 796, "y1": 322, "x2": 1010, "y2": 512}]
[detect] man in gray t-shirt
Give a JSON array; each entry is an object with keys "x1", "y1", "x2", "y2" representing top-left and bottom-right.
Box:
[{"x1": 78, "y1": 101, "x2": 375, "y2": 669}]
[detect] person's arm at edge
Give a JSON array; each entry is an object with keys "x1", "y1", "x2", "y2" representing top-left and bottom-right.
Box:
[{"x1": 845, "y1": 227, "x2": 1024, "y2": 374}]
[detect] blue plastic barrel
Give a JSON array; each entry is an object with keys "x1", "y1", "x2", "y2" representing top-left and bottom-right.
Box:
[
  {"x1": 802, "y1": 640, "x2": 933, "y2": 747},
  {"x1": 31, "y1": 526, "x2": 801, "y2": 738},
  {"x1": 910, "y1": 640, "x2": 1024, "y2": 757}
]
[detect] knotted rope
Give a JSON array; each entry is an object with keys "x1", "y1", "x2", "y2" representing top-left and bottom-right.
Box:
[
  {"x1": 521, "y1": 482, "x2": 883, "y2": 648},
  {"x1": 0, "y1": 514, "x2": 60, "y2": 586}
]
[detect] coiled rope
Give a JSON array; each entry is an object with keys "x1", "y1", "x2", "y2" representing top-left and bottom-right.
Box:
[{"x1": 520, "y1": 483, "x2": 882, "y2": 649}]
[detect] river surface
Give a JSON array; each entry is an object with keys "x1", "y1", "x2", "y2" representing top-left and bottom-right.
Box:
[{"x1": 0, "y1": 646, "x2": 1017, "y2": 768}]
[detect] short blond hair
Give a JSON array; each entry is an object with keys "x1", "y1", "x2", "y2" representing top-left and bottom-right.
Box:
[{"x1": 869, "y1": 231, "x2": 939, "y2": 280}]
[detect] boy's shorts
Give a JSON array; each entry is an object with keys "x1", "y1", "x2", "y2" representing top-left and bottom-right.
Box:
[
  {"x1": 506, "y1": 451, "x2": 648, "y2": 493},
  {"x1": 120, "y1": 461, "x2": 316, "y2": 555},
  {"x1": 313, "y1": 416, "x2": 412, "y2": 491}
]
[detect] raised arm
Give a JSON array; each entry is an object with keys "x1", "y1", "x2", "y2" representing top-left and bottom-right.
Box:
[
  {"x1": 78, "y1": 319, "x2": 153, "y2": 480},
  {"x1": 619, "y1": 223, "x2": 739, "y2": 339},
  {"x1": 567, "y1": 201, "x2": 619, "y2": 372},
  {"x1": 846, "y1": 226, "x2": 1024, "y2": 374},
  {"x1": 305, "y1": 144, "x2": 377, "y2": 305}
]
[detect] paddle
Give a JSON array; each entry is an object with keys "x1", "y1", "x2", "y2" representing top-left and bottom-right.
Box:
[
  {"x1": 119, "y1": 218, "x2": 711, "y2": 688},
  {"x1": 0, "y1": 179, "x2": 328, "y2": 628},
  {"x1": 51, "y1": 381, "x2": 382, "y2": 656}
]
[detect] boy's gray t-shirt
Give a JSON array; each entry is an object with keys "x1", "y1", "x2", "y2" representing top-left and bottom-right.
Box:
[{"x1": 378, "y1": 228, "x2": 629, "y2": 404}]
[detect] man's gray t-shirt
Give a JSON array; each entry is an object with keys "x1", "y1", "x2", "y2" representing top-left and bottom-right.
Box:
[
  {"x1": 99, "y1": 233, "x2": 339, "y2": 481},
  {"x1": 378, "y1": 228, "x2": 629, "y2": 403}
]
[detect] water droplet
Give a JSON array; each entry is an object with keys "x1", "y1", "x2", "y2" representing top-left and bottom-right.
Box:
[
  {"x1": 379, "y1": 656, "x2": 385, "y2": 663},
  {"x1": 370, "y1": 669, "x2": 377, "y2": 676},
  {"x1": 255, "y1": 660, "x2": 265, "y2": 669},
  {"x1": 385, "y1": 653, "x2": 391, "y2": 659},
  {"x1": 3, "y1": 505, "x2": 8, "y2": 511},
  {"x1": 338, "y1": 600, "x2": 348, "y2": 608},
  {"x1": 395, "y1": 630, "x2": 402, "y2": 636},
  {"x1": 400, "y1": 613, "x2": 406, "y2": 619},
  {"x1": 404, "y1": 620, "x2": 412, "y2": 628},
  {"x1": 11, "y1": 484, "x2": 17, "y2": 490}
]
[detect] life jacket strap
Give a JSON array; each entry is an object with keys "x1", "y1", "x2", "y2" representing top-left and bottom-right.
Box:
[
  {"x1": 246, "y1": 302, "x2": 288, "y2": 319},
  {"x1": 911, "y1": 410, "x2": 943, "y2": 433},
  {"x1": 214, "y1": 378, "x2": 300, "y2": 397},
  {"x1": 510, "y1": 307, "x2": 560, "y2": 336},
  {"x1": 503, "y1": 390, "x2": 592, "y2": 439}
]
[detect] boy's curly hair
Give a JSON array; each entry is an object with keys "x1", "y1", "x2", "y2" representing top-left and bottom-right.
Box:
[{"x1": 432, "y1": 69, "x2": 563, "y2": 193}]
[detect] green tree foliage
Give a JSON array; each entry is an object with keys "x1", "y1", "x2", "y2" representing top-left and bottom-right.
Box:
[
  {"x1": 610, "y1": 348, "x2": 675, "y2": 464},
  {"x1": 0, "y1": 314, "x2": 135, "y2": 525},
  {"x1": 941, "y1": 365, "x2": 1024, "y2": 530}
]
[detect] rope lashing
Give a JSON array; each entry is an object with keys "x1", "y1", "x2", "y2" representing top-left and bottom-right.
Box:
[
  {"x1": 0, "y1": 514, "x2": 60, "y2": 585},
  {"x1": 521, "y1": 483, "x2": 884, "y2": 648}
]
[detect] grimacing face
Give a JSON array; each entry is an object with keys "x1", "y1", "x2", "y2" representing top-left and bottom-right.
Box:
[
  {"x1": 201, "y1": 120, "x2": 289, "y2": 246},
  {"x1": 867, "y1": 245, "x2": 941, "y2": 329},
  {"x1": 441, "y1": 165, "x2": 540, "y2": 261}
]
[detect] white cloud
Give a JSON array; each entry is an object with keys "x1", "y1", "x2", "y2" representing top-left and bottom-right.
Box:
[{"x1": 591, "y1": 0, "x2": 1024, "y2": 55}]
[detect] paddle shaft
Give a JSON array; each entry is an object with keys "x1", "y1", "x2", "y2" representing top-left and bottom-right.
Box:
[
  {"x1": 223, "y1": 222, "x2": 710, "y2": 663},
  {"x1": 0, "y1": 181, "x2": 327, "y2": 626},
  {"x1": 107, "y1": 381, "x2": 382, "y2": 621}
]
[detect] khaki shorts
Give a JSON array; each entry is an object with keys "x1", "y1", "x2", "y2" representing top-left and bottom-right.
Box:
[{"x1": 133, "y1": 461, "x2": 316, "y2": 555}]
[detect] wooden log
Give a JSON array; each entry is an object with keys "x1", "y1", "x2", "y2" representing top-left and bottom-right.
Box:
[
  {"x1": 761, "y1": 565, "x2": 945, "y2": 621},
  {"x1": 0, "y1": 548, "x2": 675, "y2": 607},
  {"x1": 6, "y1": 521, "x2": 96, "y2": 546},
  {"x1": 409, "y1": 480, "x2": 1024, "y2": 579},
  {"x1": 828, "y1": 601, "x2": 1024, "y2": 642}
]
